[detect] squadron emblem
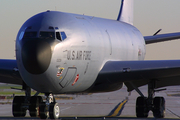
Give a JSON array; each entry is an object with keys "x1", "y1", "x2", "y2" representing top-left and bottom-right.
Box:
[{"x1": 56, "y1": 67, "x2": 64, "y2": 77}]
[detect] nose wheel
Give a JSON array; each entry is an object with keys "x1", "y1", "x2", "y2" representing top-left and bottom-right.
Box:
[
  {"x1": 49, "y1": 102, "x2": 60, "y2": 119},
  {"x1": 39, "y1": 93, "x2": 60, "y2": 119},
  {"x1": 39, "y1": 102, "x2": 49, "y2": 119},
  {"x1": 29, "y1": 96, "x2": 43, "y2": 117}
]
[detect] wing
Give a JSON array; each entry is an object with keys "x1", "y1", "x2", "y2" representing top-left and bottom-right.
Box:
[
  {"x1": 144, "y1": 32, "x2": 180, "y2": 44},
  {"x1": 0, "y1": 59, "x2": 23, "y2": 85},
  {"x1": 97, "y1": 60, "x2": 180, "y2": 92}
]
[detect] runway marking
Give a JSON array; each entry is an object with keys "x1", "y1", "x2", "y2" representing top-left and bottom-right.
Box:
[
  {"x1": 61, "y1": 106, "x2": 74, "y2": 111},
  {"x1": 59, "y1": 103, "x2": 114, "y2": 105},
  {"x1": 166, "y1": 108, "x2": 180, "y2": 118},
  {"x1": 107, "y1": 98, "x2": 128, "y2": 117},
  {"x1": 60, "y1": 104, "x2": 81, "y2": 111}
]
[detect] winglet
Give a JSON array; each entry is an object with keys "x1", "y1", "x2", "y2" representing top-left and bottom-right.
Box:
[{"x1": 117, "y1": 0, "x2": 134, "y2": 25}]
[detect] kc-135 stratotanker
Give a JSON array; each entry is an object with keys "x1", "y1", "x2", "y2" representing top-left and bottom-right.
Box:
[{"x1": 1, "y1": 0, "x2": 180, "y2": 119}]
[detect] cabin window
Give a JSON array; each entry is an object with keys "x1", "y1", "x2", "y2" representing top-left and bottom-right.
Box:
[
  {"x1": 39, "y1": 31, "x2": 55, "y2": 39},
  {"x1": 23, "y1": 32, "x2": 37, "y2": 38}
]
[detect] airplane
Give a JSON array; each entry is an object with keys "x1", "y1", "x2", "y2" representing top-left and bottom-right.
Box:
[{"x1": 1, "y1": 0, "x2": 180, "y2": 119}]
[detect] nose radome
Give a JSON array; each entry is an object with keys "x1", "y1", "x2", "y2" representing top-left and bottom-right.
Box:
[{"x1": 21, "y1": 39, "x2": 52, "y2": 74}]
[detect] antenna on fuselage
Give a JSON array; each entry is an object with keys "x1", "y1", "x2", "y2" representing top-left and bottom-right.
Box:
[{"x1": 153, "y1": 29, "x2": 162, "y2": 36}]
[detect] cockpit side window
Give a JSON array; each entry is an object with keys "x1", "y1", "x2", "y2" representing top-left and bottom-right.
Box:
[
  {"x1": 60, "y1": 32, "x2": 67, "y2": 40},
  {"x1": 39, "y1": 32, "x2": 55, "y2": 39},
  {"x1": 56, "y1": 31, "x2": 67, "y2": 41},
  {"x1": 23, "y1": 32, "x2": 37, "y2": 38}
]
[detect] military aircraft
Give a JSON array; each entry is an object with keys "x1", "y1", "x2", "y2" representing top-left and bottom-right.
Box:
[{"x1": 1, "y1": 0, "x2": 180, "y2": 119}]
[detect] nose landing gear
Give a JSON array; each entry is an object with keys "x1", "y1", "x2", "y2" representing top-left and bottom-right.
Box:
[{"x1": 39, "y1": 93, "x2": 60, "y2": 119}]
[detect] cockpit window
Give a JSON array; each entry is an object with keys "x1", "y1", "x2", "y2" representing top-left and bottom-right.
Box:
[
  {"x1": 56, "y1": 31, "x2": 67, "y2": 41},
  {"x1": 39, "y1": 32, "x2": 55, "y2": 39},
  {"x1": 56, "y1": 32, "x2": 61, "y2": 41},
  {"x1": 23, "y1": 32, "x2": 37, "y2": 38}
]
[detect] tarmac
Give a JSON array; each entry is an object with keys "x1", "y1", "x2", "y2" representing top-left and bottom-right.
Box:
[{"x1": 0, "y1": 85, "x2": 180, "y2": 119}]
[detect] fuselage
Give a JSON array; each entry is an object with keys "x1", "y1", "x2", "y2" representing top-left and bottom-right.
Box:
[{"x1": 16, "y1": 11, "x2": 145, "y2": 94}]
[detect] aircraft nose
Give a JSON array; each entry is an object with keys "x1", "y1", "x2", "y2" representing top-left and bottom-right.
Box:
[{"x1": 21, "y1": 39, "x2": 52, "y2": 74}]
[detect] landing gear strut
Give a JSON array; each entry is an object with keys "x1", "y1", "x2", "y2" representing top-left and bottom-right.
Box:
[
  {"x1": 135, "y1": 80, "x2": 165, "y2": 118},
  {"x1": 12, "y1": 84, "x2": 60, "y2": 119}
]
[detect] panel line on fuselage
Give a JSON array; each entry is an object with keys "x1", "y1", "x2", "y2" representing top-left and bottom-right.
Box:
[{"x1": 105, "y1": 30, "x2": 112, "y2": 55}]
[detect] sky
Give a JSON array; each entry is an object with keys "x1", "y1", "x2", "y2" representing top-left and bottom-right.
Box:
[{"x1": 0, "y1": 0, "x2": 180, "y2": 60}]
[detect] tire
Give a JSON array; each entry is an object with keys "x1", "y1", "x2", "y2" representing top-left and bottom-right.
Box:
[
  {"x1": 29, "y1": 96, "x2": 43, "y2": 117},
  {"x1": 12, "y1": 96, "x2": 26, "y2": 117},
  {"x1": 136, "y1": 96, "x2": 149, "y2": 118},
  {"x1": 153, "y1": 97, "x2": 165, "y2": 118},
  {"x1": 39, "y1": 102, "x2": 48, "y2": 119},
  {"x1": 49, "y1": 102, "x2": 60, "y2": 119}
]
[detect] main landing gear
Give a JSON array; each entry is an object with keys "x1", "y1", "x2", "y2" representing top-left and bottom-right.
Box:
[
  {"x1": 135, "y1": 80, "x2": 165, "y2": 118},
  {"x1": 12, "y1": 85, "x2": 60, "y2": 119}
]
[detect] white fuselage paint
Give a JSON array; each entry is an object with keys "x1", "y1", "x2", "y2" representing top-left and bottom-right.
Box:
[{"x1": 16, "y1": 11, "x2": 145, "y2": 94}]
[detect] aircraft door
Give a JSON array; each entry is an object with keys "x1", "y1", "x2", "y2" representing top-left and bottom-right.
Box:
[{"x1": 59, "y1": 67, "x2": 77, "y2": 88}]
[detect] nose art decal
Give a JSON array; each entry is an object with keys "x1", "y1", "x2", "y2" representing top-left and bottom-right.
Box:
[{"x1": 72, "y1": 74, "x2": 79, "y2": 86}]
